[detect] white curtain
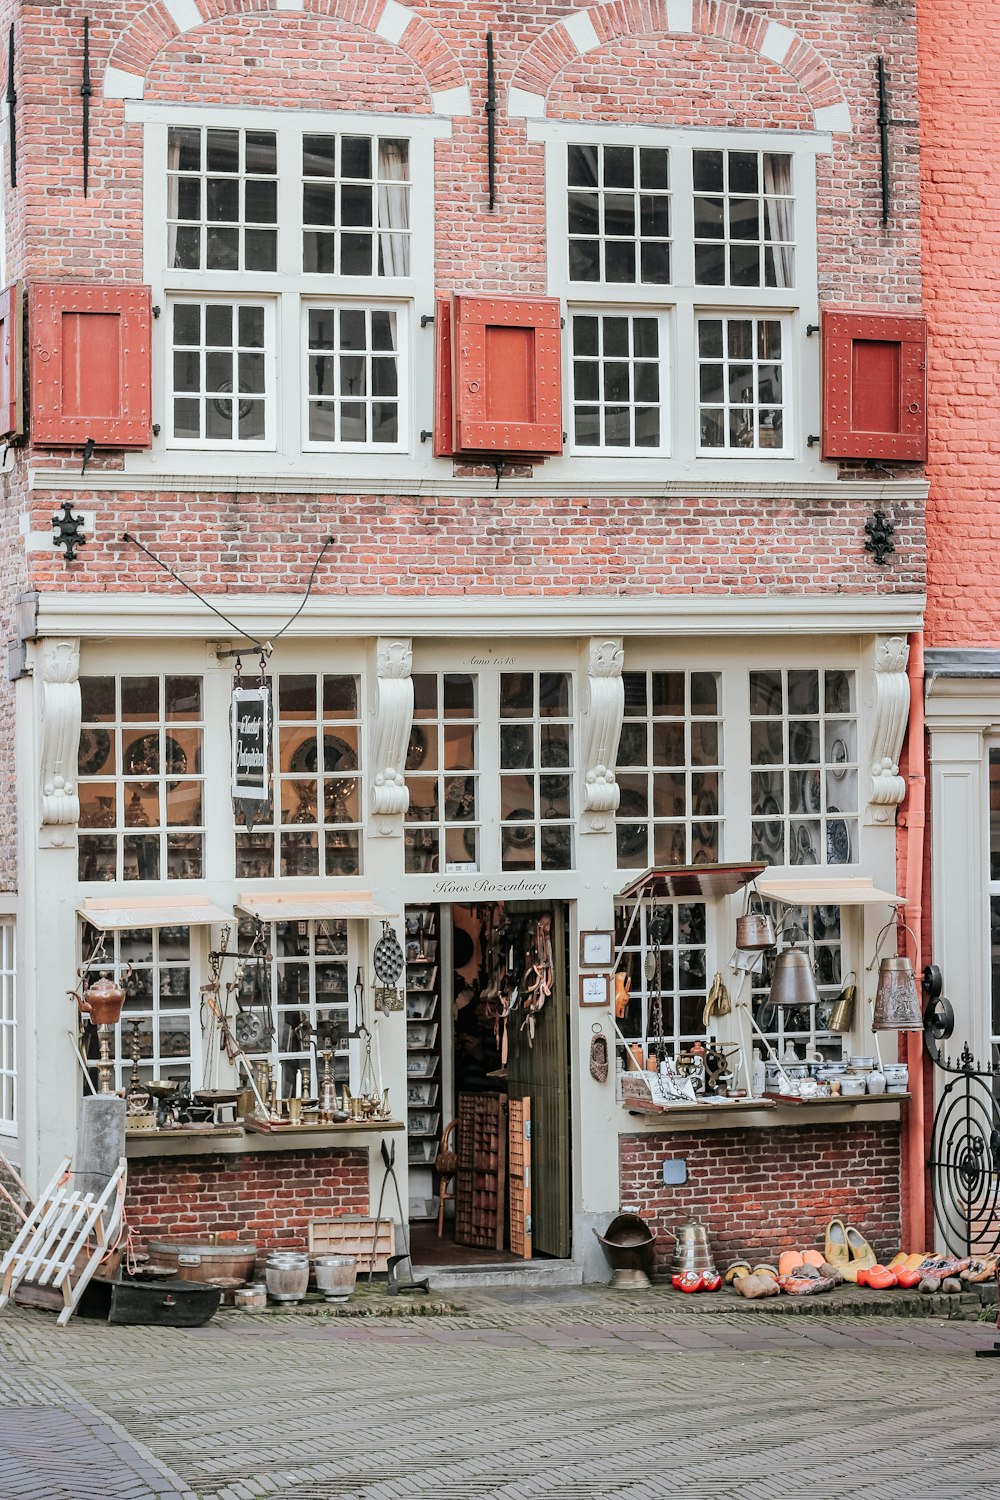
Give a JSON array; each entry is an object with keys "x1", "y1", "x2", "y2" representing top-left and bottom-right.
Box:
[
  {"x1": 762, "y1": 155, "x2": 793, "y2": 288},
  {"x1": 377, "y1": 140, "x2": 410, "y2": 277}
]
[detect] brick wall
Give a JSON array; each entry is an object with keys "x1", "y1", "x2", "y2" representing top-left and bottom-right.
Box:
[
  {"x1": 620, "y1": 1122, "x2": 902, "y2": 1278},
  {"x1": 125, "y1": 1148, "x2": 369, "y2": 1253},
  {"x1": 919, "y1": 0, "x2": 1000, "y2": 645}
]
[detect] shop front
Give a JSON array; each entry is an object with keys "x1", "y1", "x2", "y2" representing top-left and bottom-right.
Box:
[{"x1": 13, "y1": 597, "x2": 921, "y2": 1280}]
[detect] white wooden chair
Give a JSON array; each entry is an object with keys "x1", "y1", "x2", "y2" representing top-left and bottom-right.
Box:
[{"x1": 0, "y1": 1156, "x2": 127, "y2": 1327}]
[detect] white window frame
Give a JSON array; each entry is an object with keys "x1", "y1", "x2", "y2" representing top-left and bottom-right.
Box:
[
  {"x1": 167, "y1": 295, "x2": 277, "y2": 450},
  {"x1": 0, "y1": 919, "x2": 15, "y2": 1133},
  {"x1": 300, "y1": 300, "x2": 408, "y2": 455},
  {"x1": 129, "y1": 102, "x2": 449, "y2": 481},
  {"x1": 568, "y1": 306, "x2": 671, "y2": 458},
  {"x1": 532, "y1": 118, "x2": 827, "y2": 481}
]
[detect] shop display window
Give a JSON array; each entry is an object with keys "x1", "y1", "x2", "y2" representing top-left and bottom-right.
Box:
[
  {"x1": 80, "y1": 924, "x2": 196, "y2": 1091},
  {"x1": 613, "y1": 900, "x2": 709, "y2": 1056},
  {"x1": 615, "y1": 670, "x2": 723, "y2": 869},
  {"x1": 77, "y1": 675, "x2": 205, "y2": 883},
  {"x1": 235, "y1": 673, "x2": 362, "y2": 880},
  {"x1": 0, "y1": 920, "x2": 14, "y2": 1129},
  {"x1": 749, "y1": 668, "x2": 858, "y2": 866},
  {"x1": 236, "y1": 917, "x2": 350, "y2": 1099},
  {"x1": 404, "y1": 674, "x2": 479, "y2": 874},
  {"x1": 750, "y1": 903, "x2": 842, "y2": 1058},
  {"x1": 499, "y1": 671, "x2": 574, "y2": 871}
]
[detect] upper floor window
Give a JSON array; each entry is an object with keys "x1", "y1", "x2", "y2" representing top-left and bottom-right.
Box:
[
  {"x1": 543, "y1": 122, "x2": 820, "y2": 469},
  {"x1": 141, "y1": 106, "x2": 438, "y2": 470}
]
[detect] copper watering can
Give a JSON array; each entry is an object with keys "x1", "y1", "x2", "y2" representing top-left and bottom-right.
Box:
[
  {"x1": 664, "y1": 1212, "x2": 716, "y2": 1273},
  {"x1": 735, "y1": 889, "x2": 776, "y2": 951}
]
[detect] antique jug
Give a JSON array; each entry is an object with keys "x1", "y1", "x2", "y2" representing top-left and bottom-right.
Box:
[
  {"x1": 668, "y1": 1213, "x2": 716, "y2": 1273},
  {"x1": 735, "y1": 891, "x2": 776, "y2": 951},
  {"x1": 76, "y1": 972, "x2": 129, "y2": 1026}
]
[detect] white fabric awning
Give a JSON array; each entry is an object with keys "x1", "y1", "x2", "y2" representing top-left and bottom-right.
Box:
[
  {"x1": 78, "y1": 895, "x2": 231, "y2": 930},
  {"x1": 236, "y1": 891, "x2": 395, "y2": 922},
  {"x1": 755, "y1": 877, "x2": 904, "y2": 908}
]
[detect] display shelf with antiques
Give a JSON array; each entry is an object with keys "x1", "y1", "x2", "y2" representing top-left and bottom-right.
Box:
[
  {"x1": 610, "y1": 866, "x2": 912, "y2": 1117},
  {"x1": 404, "y1": 906, "x2": 443, "y2": 1200}
]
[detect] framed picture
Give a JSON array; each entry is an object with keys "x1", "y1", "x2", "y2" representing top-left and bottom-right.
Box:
[
  {"x1": 580, "y1": 930, "x2": 613, "y2": 968},
  {"x1": 579, "y1": 972, "x2": 611, "y2": 1008}
]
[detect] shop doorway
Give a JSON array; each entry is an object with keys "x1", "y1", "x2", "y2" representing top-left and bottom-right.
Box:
[{"x1": 405, "y1": 901, "x2": 571, "y2": 1264}]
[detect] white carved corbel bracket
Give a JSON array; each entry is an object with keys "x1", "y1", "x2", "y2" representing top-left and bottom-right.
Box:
[
  {"x1": 580, "y1": 637, "x2": 624, "y2": 834},
  {"x1": 369, "y1": 637, "x2": 413, "y2": 835},
  {"x1": 866, "y1": 635, "x2": 910, "y2": 825},
  {"x1": 39, "y1": 637, "x2": 82, "y2": 849}
]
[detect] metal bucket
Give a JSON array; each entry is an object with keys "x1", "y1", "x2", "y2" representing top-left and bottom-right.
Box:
[
  {"x1": 736, "y1": 894, "x2": 775, "y2": 951},
  {"x1": 265, "y1": 1250, "x2": 310, "y2": 1304},
  {"x1": 593, "y1": 1213, "x2": 656, "y2": 1285}
]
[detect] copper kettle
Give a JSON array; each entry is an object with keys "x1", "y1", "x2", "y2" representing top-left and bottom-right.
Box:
[
  {"x1": 74, "y1": 970, "x2": 130, "y2": 1026},
  {"x1": 735, "y1": 890, "x2": 776, "y2": 951}
]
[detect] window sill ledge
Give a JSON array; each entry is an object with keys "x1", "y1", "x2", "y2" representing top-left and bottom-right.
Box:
[
  {"x1": 124, "y1": 1120, "x2": 404, "y2": 1159},
  {"x1": 620, "y1": 1094, "x2": 905, "y2": 1132}
]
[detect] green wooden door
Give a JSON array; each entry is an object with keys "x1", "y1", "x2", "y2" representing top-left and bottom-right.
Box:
[{"x1": 506, "y1": 902, "x2": 571, "y2": 1259}]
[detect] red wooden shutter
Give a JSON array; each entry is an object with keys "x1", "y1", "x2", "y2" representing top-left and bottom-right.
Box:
[
  {"x1": 29, "y1": 283, "x2": 152, "y2": 448},
  {"x1": 821, "y1": 309, "x2": 927, "y2": 461},
  {"x1": 0, "y1": 282, "x2": 22, "y2": 440},
  {"x1": 451, "y1": 294, "x2": 562, "y2": 457},
  {"x1": 433, "y1": 293, "x2": 455, "y2": 458}
]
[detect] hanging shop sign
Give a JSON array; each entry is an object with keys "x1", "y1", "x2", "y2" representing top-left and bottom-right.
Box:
[{"x1": 231, "y1": 685, "x2": 271, "y2": 801}]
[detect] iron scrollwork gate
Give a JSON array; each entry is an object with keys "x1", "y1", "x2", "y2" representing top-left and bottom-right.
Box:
[{"x1": 925, "y1": 968, "x2": 1000, "y2": 1258}]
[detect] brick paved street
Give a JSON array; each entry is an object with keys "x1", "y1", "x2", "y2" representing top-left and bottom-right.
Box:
[{"x1": 0, "y1": 1289, "x2": 998, "y2": 1500}]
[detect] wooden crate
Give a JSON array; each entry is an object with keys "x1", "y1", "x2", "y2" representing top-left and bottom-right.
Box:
[{"x1": 307, "y1": 1216, "x2": 394, "y2": 1274}]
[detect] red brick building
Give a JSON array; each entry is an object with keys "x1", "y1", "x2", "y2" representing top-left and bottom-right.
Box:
[
  {"x1": 0, "y1": 0, "x2": 928, "y2": 1277},
  {"x1": 919, "y1": 0, "x2": 1000, "y2": 1206}
]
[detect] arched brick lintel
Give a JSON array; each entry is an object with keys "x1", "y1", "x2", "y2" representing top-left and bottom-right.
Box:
[
  {"x1": 103, "y1": 0, "x2": 471, "y2": 115},
  {"x1": 508, "y1": 0, "x2": 852, "y2": 135}
]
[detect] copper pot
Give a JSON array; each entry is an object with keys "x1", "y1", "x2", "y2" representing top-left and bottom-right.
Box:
[
  {"x1": 78, "y1": 973, "x2": 128, "y2": 1026},
  {"x1": 736, "y1": 893, "x2": 776, "y2": 951}
]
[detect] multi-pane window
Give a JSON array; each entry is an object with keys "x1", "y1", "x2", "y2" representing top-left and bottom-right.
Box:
[
  {"x1": 499, "y1": 672, "x2": 574, "y2": 871},
  {"x1": 567, "y1": 143, "x2": 671, "y2": 285},
  {"x1": 571, "y1": 312, "x2": 667, "y2": 452},
  {"x1": 692, "y1": 149, "x2": 794, "y2": 289},
  {"x1": 615, "y1": 671, "x2": 723, "y2": 869},
  {"x1": 302, "y1": 134, "x2": 410, "y2": 277},
  {"x1": 236, "y1": 674, "x2": 362, "y2": 881},
  {"x1": 697, "y1": 316, "x2": 786, "y2": 452},
  {"x1": 614, "y1": 901, "x2": 708, "y2": 1059},
  {"x1": 303, "y1": 306, "x2": 402, "y2": 448},
  {"x1": 81, "y1": 925, "x2": 196, "y2": 1091},
  {"x1": 171, "y1": 301, "x2": 271, "y2": 446},
  {"x1": 404, "y1": 674, "x2": 479, "y2": 875},
  {"x1": 155, "y1": 112, "x2": 426, "y2": 463},
  {"x1": 750, "y1": 904, "x2": 843, "y2": 1060},
  {"x1": 237, "y1": 918, "x2": 350, "y2": 1099},
  {"x1": 0, "y1": 921, "x2": 14, "y2": 1129},
  {"x1": 78, "y1": 676, "x2": 204, "y2": 883},
  {"x1": 749, "y1": 669, "x2": 858, "y2": 867},
  {"x1": 168, "y1": 126, "x2": 278, "y2": 273}
]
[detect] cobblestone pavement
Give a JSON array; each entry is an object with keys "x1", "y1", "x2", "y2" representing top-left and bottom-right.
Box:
[{"x1": 0, "y1": 1287, "x2": 999, "y2": 1500}]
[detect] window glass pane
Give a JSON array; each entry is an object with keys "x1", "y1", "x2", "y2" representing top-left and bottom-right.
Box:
[{"x1": 568, "y1": 142, "x2": 671, "y2": 286}]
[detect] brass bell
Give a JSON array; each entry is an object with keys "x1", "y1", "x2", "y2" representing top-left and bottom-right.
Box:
[
  {"x1": 872, "y1": 955, "x2": 922, "y2": 1030},
  {"x1": 768, "y1": 946, "x2": 821, "y2": 1009}
]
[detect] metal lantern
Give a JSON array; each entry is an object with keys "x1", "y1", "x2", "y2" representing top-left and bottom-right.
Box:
[
  {"x1": 869, "y1": 919, "x2": 923, "y2": 1032},
  {"x1": 768, "y1": 945, "x2": 821, "y2": 1010}
]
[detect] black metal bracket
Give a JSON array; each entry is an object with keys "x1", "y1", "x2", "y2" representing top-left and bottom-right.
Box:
[
  {"x1": 81, "y1": 436, "x2": 95, "y2": 475},
  {"x1": 876, "y1": 57, "x2": 918, "y2": 226},
  {"x1": 805, "y1": 324, "x2": 820, "y2": 337},
  {"x1": 807, "y1": 434, "x2": 821, "y2": 447},
  {"x1": 81, "y1": 18, "x2": 92, "y2": 196},
  {"x1": 419, "y1": 429, "x2": 432, "y2": 443},
  {"x1": 493, "y1": 460, "x2": 503, "y2": 489},
  {"x1": 864, "y1": 507, "x2": 895, "y2": 565},
  {"x1": 419, "y1": 313, "x2": 434, "y2": 328},
  {"x1": 486, "y1": 30, "x2": 497, "y2": 211},
  {"x1": 6, "y1": 26, "x2": 16, "y2": 189},
  {"x1": 52, "y1": 500, "x2": 87, "y2": 563}
]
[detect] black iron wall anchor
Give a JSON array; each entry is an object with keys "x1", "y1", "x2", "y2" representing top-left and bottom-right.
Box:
[
  {"x1": 486, "y1": 30, "x2": 497, "y2": 211},
  {"x1": 5, "y1": 26, "x2": 16, "y2": 190},
  {"x1": 864, "y1": 507, "x2": 895, "y2": 565},
  {"x1": 81, "y1": 18, "x2": 92, "y2": 197},
  {"x1": 52, "y1": 500, "x2": 87, "y2": 563},
  {"x1": 876, "y1": 56, "x2": 918, "y2": 226}
]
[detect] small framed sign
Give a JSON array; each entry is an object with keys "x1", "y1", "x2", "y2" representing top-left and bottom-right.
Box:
[
  {"x1": 232, "y1": 685, "x2": 271, "y2": 800},
  {"x1": 580, "y1": 930, "x2": 613, "y2": 968},
  {"x1": 579, "y1": 972, "x2": 611, "y2": 1008}
]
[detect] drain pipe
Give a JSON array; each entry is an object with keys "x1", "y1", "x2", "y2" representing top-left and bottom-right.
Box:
[{"x1": 902, "y1": 632, "x2": 927, "y2": 1251}]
